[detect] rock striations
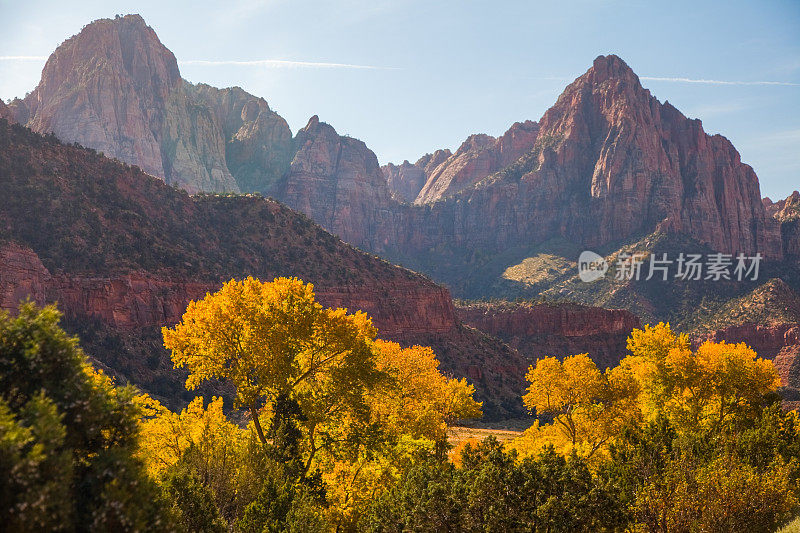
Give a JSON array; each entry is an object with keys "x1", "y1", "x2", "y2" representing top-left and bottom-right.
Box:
[{"x1": 458, "y1": 302, "x2": 641, "y2": 371}]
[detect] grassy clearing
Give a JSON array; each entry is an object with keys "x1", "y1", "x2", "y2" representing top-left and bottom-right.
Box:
[
  {"x1": 778, "y1": 516, "x2": 800, "y2": 533},
  {"x1": 447, "y1": 426, "x2": 524, "y2": 448}
]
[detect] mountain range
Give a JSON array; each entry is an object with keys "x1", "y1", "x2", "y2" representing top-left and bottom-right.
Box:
[{"x1": 2, "y1": 14, "x2": 799, "y2": 415}]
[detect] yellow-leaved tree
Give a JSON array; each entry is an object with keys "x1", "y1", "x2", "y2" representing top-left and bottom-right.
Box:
[
  {"x1": 161, "y1": 276, "x2": 483, "y2": 528},
  {"x1": 512, "y1": 323, "x2": 782, "y2": 463},
  {"x1": 370, "y1": 340, "x2": 482, "y2": 443},
  {"x1": 511, "y1": 353, "x2": 638, "y2": 460},
  {"x1": 137, "y1": 395, "x2": 241, "y2": 479},
  {"x1": 620, "y1": 322, "x2": 779, "y2": 431},
  {"x1": 162, "y1": 276, "x2": 383, "y2": 462},
  {"x1": 322, "y1": 340, "x2": 483, "y2": 523}
]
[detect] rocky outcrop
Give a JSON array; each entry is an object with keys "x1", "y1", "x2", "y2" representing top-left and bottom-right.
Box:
[
  {"x1": 415, "y1": 134, "x2": 497, "y2": 203},
  {"x1": 414, "y1": 121, "x2": 539, "y2": 204},
  {"x1": 765, "y1": 192, "x2": 800, "y2": 259},
  {"x1": 187, "y1": 84, "x2": 293, "y2": 193},
  {"x1": 765, "y1": 191, "x2": 800, "y2": 221},
  {"x1": 279, "y1": 116, "x2": 405, "y2": 250},
  {"x1": 382, "y1": 149, "x2": 451, "y2": 203},
  {"x1": 457, "y1": 302, "x2": 641, "y2": 370},
  {"x1": 0, "y1": 242, "x2": 454, "y2": 336},
  {"x1": 22, "y1": 15, "x2": 178, "y2": 180},
  {"x1": 0, "y1": 101, "x2": 14, "y2": 123}
]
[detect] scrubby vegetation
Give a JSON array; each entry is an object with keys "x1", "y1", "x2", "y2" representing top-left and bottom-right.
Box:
[{"x1": 1, "y1": 279, "x2": 799, "y2": 532}]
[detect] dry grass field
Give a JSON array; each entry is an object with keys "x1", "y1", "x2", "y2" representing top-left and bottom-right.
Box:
[{"x1": 447, "y1": 426, "x2": 525, "y2": 448}]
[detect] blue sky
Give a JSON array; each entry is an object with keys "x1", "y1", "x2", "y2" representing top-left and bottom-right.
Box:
[{"x1": 1, "y1": 0, "x2": 798, "y2": 199}]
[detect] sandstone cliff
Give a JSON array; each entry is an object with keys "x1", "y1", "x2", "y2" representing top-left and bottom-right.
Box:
[
  {"x1": 0, "y1": 101, "x2": 14, "y2": 122},
  {"x1": 765, "y1": 191, "x2": 800, "y2": 260},
  {"x1": 15, "y1": 15, "x2": 242, "y2": 192},
  {"x1": 405, "y1": 55, "x2": 781, "y2": 258},
  {"x1": 279, "y1": 115, "x2": 406, "y2": 251},
  {"x1": 457, "y1": 302, "x2": 641, "y2": 370},
  {"x1": 381, "y1": 149, "x2": 451, "y2": 203},
  {"x1": 280, "y1": 56, "x2": 782, "y2": 267},
  {"x1": 187, "y1": 83, "x2": 293, "y2": 194},
  {"x1": 413, "y1": 121, "x2": 540, "y2": 204}
]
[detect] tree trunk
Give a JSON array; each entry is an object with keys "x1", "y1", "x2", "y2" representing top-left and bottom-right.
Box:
[{"x1": 251, "y1": 404, "x2": 267, "y2": 446}]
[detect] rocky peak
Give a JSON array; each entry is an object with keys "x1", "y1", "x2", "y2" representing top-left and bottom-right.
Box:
[
  {"x1": 0, "y1": 101, "x2": 13, "y2": 122},
  {"x1": 457, "y1": 133, "x2": 496, "y2": 153},
  {"x1": 280, "y1": 117, "x2": 399, "y2": 248},
  {"x1": 383, "y1": 148, "x2": 454, "y2": 202},
  {"x1": 17, "y1": 14, "x2": 242, "y2": 192},
  {"x1": 766, "y1": 191, "x2": 800, "y2": 221},
  {"x1": 495, "y1": 120, "x2": 540, "y2": 168},
  {"x1": 413, "y1": 121, "x2": 539, "y2": 204},
  {"x1": 186, "y1": 83, "x2": 293, "y2": 193},
  {"x1": 303, "y1": 114, "x2": 321, "y2": 132},
  {"x1": 588, "y1": 54, "x2": 640, "y2": 85}
]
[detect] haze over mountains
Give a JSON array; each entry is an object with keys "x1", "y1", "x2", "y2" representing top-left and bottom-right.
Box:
[{"x1": 2, "y1": 14, "x2": 800, "y2": 413}]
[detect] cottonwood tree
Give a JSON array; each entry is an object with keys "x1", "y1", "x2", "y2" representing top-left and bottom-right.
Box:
[{"x1": 163, "y1": 277, "x2": 385, "y2": 467}]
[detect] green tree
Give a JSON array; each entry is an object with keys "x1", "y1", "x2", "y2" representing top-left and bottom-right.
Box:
[
  {"x1": 0, "y1": 302, "x2": 170, "y2": 531},
  {"x1": 161, "y1": 454, "x2": 228, "y2": 533},
  {"x1": 361, "y1": 437, "x2": 624, "y2": 533}
]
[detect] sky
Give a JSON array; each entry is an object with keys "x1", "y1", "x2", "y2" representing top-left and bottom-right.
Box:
[{"x1": 1, "y1": 0, "x2": 798, "y2": 199}]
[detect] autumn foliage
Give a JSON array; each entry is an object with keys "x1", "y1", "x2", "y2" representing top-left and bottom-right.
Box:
[{"x1": 1, "y1": 291, "x2": 799, "y2": 532}]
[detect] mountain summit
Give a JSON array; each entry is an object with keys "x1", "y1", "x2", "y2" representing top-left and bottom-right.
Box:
[{"x1": 9, "y1": 14, "x2": 291, "y2": 193}]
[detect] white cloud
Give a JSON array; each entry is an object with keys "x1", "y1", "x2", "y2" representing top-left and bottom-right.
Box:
[
  {"x1": 178, "y1": 59, "x2": 399, "y2": 70},
  {"x1": 640, "y1": 76, "x2": 800, "y2": 87},
  {"x1": 0, "y1": 56, "x2": 47, "y2": 61}
]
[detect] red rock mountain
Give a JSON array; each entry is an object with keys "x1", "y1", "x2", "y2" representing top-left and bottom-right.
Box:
[
  {"x1": 279, "y1": 56, "x2": 782, "y2": 266},
  {"x1": 9, "y1": 15, "x2": 291, "y2": 194},
  {"x1": 411, "y1": 120, "x2": 540, "y2": 204},
  {"x1": 382, "y1": 149, "x2": 451, "y2": 203},
  {"x1": 14, "y1": 16, "x2": 782, "y2": 269},
  {"x1": 766, "y1": 191, "x2": 800, "y2": 260},
  {"x1": 0, "y1": 101, "x2": 13, "y2": 122}
]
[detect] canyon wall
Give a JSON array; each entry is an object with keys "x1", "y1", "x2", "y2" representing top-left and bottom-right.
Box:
[{"x1": 458, "y1": 302, "x2": 641, "y2": 370}]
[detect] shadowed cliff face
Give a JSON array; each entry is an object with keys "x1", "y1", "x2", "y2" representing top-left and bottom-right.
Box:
[
  {"x1": 765, "y1": 192, "x2": 800, "y2": 261},
  {"x1": 0, "y1": 101, "x2": 14, "y2": 122},
  {"x1": 457, "y1": 302, "x2": 641, "y2": 371}
]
